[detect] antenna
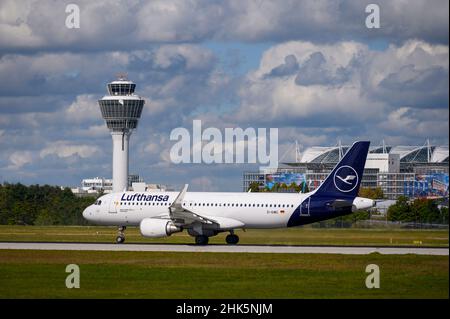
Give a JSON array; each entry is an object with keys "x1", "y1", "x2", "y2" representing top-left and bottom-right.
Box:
[
  {"x1": 338, "y1": 140, "x2": 343, "y2": 160},
  {"x1": 115, "y1": 72, "x2": 128, "y2": 81}
]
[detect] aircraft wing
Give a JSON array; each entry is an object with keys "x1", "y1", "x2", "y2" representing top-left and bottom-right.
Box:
[
  {"x1": 169, "y1": 184, "x2": 216, "y2": 226},
  {"x1": 168, "y1": 184, "x2": 244, "y2": 229}
]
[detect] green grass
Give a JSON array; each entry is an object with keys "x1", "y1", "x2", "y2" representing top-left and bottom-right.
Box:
[
  {"x1": 0, "y1": 250, "x2": 447, "y2": 298},
  {"x1": 0, "y1": 225, "x2": 447, "y2": 247}
]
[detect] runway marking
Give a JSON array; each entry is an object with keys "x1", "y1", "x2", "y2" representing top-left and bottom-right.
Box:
[{"x1": 0, "y1": 242, "x2": 448, "y2": 255}]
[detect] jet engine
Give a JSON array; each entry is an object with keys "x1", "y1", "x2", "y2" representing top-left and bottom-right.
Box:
[
  {"x1": 139, "y1": 218, "x2": 182, "y2": 238},
  {"x1": 352, "y1": 197, "x2": 375, "y2": 212}
]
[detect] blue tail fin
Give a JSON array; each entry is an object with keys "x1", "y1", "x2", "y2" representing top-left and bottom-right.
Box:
[{"x1": 314, "y1": 141, "x2": 370, "y2": 198}]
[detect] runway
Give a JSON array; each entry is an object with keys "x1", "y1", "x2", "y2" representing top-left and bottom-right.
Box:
[{"x1": 0, "y1": 242, "x2": 448, "y2": 255}]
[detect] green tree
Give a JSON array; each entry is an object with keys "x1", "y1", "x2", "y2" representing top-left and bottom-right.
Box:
[
  {"x1": 387, "y1": 196, "x2": 413, "y2": 222},
  {"x1": 440, "y1": 207, "x2": 449, "y2": 224},
  {"x1": 359, "y1": 187, "x2": 384, "y2": 199},
  {"x1": 248, "y1": 182, "x2": 261, "y2": 193},
  {"x1": 0, "y1": 183, "x2": 96, "y2": 226},
  {"x1": 300, "y1": 181, "x2": 309, "y2": 193}
]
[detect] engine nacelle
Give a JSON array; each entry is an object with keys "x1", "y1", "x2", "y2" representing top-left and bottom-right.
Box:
[
  {"x1": 139, "y1": 218, "x2": 182, "y2": 238},
  {"x1": 352, "y1": 197, "x2": 375, "y2": 212}
]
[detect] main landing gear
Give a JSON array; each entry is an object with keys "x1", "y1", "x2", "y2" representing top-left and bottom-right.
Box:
[
  {"x1": 116, "y1": 226, "x2": 126, "y2": 244},
  {"x1": 194, "y1": 232, "x2": 240, "y2": 245},
  {"x1": 225, "y1": 233, "x2": 239, "y2": 245},
  {"x1": 195, "y1": 235, "x2": 209, "y2": 245}
]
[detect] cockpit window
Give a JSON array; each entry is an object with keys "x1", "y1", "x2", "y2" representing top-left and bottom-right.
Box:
[{"x1": 98, "y1": 200, "x2": 102, "y2": 205}]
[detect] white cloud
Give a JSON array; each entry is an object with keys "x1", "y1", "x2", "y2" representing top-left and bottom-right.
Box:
[
  {"x1": 65, "y1": 94, "x2": 101, "y2": 122},
  {"x1": 8, "y1": 151, "x2": 33, "y2": 169},
  {"x1": 379, "y1": 107, "x2": 449, "y2": 140},
  {"x1": 231, "y1": 40, "x2": 448, "y2": 130},
  {"x1": 0, "y1": 0, "x2": 448, "y2": 52},
  {"x1": 40, "y1": 141, "x2": 99, "y2": 159}
]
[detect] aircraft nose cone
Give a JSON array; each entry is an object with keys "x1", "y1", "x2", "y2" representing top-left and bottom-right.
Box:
[{"x1": 82, "y1": 206, "x2": 91, "y2": 220}]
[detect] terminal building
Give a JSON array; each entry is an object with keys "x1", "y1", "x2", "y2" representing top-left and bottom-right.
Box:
[
  {"x1": 243, "y1": 141, "x2": 449, "y2": 200},
  {"x1": 71, "y1": 175, "x2": 172, "y2": 196}
]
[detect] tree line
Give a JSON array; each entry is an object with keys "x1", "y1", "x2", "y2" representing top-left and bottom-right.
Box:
[
  {"x1": 387, "y1": 196, "x2": 448, "y2": 224},
  {"x1": 248, "y1": 181, "x2": 310, "y2": 193},
  {"x1": 0, "y1": 183, "x2": 95, "y2": 225}
]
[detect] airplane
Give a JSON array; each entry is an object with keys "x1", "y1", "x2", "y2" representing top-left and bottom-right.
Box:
[{"x1": 82, "y1": 141, "x2": 375, "y2": 245}]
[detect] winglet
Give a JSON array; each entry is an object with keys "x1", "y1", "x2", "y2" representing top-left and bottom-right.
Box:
[{"x1": 171, "y1": 184, "x2": 189, "y2": 209}]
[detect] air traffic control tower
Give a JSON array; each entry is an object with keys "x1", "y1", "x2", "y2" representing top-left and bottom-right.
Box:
[{"x1": 98, "y1": 75, "x2": 145, "y2": 192}]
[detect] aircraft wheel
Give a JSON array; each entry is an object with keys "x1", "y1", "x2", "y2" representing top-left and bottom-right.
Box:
[
  {"x1": 226, "y1": 234, "x2": 239, "y2": 245},
  {"x1": 195, "y1": 235, "x2": 209, "y2": 245},
  {"x1": 116, "y1": 236, "x2": 125, "y2": 244}
]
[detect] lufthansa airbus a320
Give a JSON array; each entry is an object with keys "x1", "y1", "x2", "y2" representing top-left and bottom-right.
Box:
[{"x1": 83, "y1": 141, "x2": 374, "y2": 245}]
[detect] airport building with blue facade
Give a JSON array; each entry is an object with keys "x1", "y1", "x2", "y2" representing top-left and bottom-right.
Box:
[{"x1": 243, "y1": 142, "x2": 449, "y2": 200}]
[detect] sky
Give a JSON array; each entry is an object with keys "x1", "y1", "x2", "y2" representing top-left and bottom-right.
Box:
[{"x1": 0, "y1": 0, "x2": 448, "y2": 191}]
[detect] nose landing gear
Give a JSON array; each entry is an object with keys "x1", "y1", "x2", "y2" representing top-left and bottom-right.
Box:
[{"x1": 116, "y1": 226, "x2": 126, "y2": 244}]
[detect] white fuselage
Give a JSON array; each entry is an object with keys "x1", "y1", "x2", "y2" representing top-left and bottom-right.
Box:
[
  {"x1": 84, "y1": 191, "x2": 308, "y2": 228},
  {"x1": 83, "y1": 191, "x2": 373, "y2": 229}
]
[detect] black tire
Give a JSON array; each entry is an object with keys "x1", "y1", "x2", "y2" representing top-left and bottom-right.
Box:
[
  {"x1": 226, "y1": 234, "x2": 239, "y2": 245},
  {"x1": 195, "y1": 235, "x2": 209, "y2": 245},
  {"x1": 116, "y1": 236, "x2": 125, "y2": 244}
]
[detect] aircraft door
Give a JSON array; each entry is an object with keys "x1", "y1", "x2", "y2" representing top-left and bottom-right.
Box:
[
  {"x1": 108, "y1": 194, "x2": 118, "y2": 214},
  {"x1": 299, "y1": 197, "x2": 310, "y2": 216}
]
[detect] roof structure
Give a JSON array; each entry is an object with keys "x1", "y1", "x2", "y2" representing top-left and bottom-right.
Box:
[{"x1": 300, "y1": 143, "x2": 449, "y2": 164}]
